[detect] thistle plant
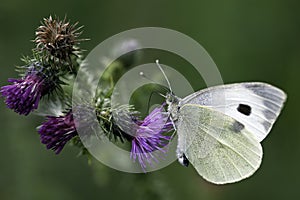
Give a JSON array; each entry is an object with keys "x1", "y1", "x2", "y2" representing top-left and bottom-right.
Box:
[{"x1": 1, "y1": 15, "x2": 174, "y2": 170}]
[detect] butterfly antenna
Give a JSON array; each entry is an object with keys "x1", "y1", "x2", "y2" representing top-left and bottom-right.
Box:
[
  {"x1": 139, "y1": 71, "x2": 169, "y2": 94},
  {"x1": 158, "y1": 93, "x2": 166, "y2": 98},
  {"x1": 155, "y1": 59, "x2": 173, "y2": 93}
]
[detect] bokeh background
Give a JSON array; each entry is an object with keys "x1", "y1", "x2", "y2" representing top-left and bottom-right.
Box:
[{"x1": 0, "y1": 0, "x2": 299, "y2": 200}]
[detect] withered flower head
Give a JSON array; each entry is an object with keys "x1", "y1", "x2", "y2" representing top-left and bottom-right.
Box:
[{"x1": 35, "y1": 16, "x2": 86, "y2": 68}]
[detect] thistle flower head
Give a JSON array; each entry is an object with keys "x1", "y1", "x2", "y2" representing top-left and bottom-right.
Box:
[
  {"x1": 130, "y1": 105, "x2": 174, "y2": 170},
  {"x1": 0, "y1": 62, "x2": 57, "y2": 115},
  {"x1": 35, "y1": 16, "x2": 85, "y2": 68},
  {"x1": 38, "y1": 110, "x2": 77, "y2": 154}
]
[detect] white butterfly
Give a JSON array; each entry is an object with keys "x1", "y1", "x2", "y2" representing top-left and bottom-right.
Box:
[{"x1": 156, "y1": 60, "x2": 287, "y2": 184}]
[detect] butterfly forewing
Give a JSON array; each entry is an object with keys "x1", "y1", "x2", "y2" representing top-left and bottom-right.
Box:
[
  {"x1": 177, "y1": 104, "x2": 263, "y2": 184},
  {"x1": 180, "y1": 82, "x2": 287, "y2": 142}
]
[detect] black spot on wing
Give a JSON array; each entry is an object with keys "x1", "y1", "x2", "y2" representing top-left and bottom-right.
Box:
[
  {"x1": 231, "y1": 120, "x2": 245, "y2": 133},
  {"x1": 237, "y1": 104, "x2": 252, "y2": 116}
]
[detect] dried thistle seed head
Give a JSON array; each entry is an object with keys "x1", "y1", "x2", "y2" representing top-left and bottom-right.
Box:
[{"x1": 34, "y1": 16, "x2": 86, "y2": 67}]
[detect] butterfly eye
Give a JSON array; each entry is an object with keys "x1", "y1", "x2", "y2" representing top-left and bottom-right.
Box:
[{"x1": 166, "y1": 94, "x2": 172, "y2": 104}]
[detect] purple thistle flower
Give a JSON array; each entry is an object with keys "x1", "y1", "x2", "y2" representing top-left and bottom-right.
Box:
[
  {"x1": 38, "y1": 110, "x2": 77, "y2": 154},
  {"x1": 1, "y1": 71, "x2": 53, "y2": 115},
  {"x1": 130, "y1": 106, "x2": 174, "y2": 170}
]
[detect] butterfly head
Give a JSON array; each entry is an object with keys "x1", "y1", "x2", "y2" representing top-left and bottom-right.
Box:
[
  {"x1": 165, "y1": 92, "x2": 179, "y2": 106},
  {"x1": 165, "y1": 92, "x2": 181, "y2": 122}
]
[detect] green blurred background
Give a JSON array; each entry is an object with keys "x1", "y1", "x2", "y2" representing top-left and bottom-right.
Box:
[{"x1": 0, "y1": 0, "x2": 299, "y2": 199}]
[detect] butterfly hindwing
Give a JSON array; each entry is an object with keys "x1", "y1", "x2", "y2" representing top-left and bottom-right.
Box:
[{"x1": 177, "y1": 104, "x2": 263, "y2": 184}]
